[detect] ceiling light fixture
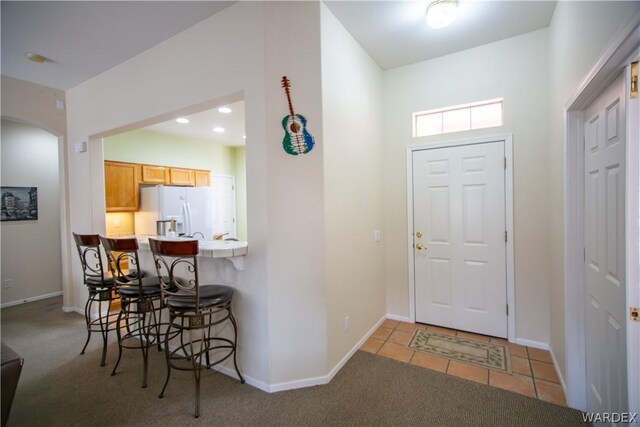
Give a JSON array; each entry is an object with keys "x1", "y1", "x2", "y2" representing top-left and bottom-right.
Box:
[
  {"x1": 176, "y1": 117, "x2": 189, "y2": 124},
  {"x1": 26, "y1": 52, "x2": 49, "y2": 64},
  {"x1": 426, "y1": 0, "x2": 458, "y2": 29},
  {"x1": 218, "y1": 107, "x2": 232, "y2": 114},
  {"x1": 213, "y1": 127, "x2": 225, "y2": 133}
]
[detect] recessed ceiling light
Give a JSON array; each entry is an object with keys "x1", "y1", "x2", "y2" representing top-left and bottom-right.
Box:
[
  {"x1": 218, "y1": 107, "x2": 232, "y2": 114},
  {"x1": 426, "y1": 0, "x2": 458, "y2": 29},
  {"x1": 26, "y1": 52, "x2": 49, "y2": 64},
  {"x1": 176, "y1": 117, "x2": 189, "y2": 124},
  {"x1": 213, "y1": 127, "x2": 225, "y2": 133},
  {"x1": 243, "y1": 135, "x2": 246, "y2": 139}
]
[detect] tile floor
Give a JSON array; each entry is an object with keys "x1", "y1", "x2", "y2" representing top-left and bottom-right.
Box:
[{"x1": 360, "y1": 319, "x2": 567, "y2": 406}]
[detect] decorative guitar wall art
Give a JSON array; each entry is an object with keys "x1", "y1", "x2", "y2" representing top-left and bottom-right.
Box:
[{"x1": 281, "y1": 76, "x2": 315, "y2": 155}]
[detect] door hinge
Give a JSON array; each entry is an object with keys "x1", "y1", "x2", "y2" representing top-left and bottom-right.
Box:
[
  {"x1": 504, "y1": 157, "x2": 507, "y2": 170},
  {"x1": 505, "y1": 230, "x2": 508, "y2": 243},
  {"x1": 506, "y1": 304, "x2": 509, "y2": 316},
  {"x1": 631, "y1": 307, "x2": 639, "y2": 321},
  {"x1": 631, "y1": 61, "x2": 638, "y2": 99}
]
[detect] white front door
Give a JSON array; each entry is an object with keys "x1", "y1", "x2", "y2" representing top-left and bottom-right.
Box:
[
  {"x1": 211, "y1": 174, "x2": 237, "y2": 239},
  {"x1": 584, "y1": 72, "x2": 627, "y2": 416},
  {"x1": 413, "y1": 141, "x2": 507, "y2": 337}
]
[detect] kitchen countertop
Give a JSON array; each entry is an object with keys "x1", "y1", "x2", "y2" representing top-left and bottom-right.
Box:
[{"x1": 135, "y1": 235, "x2": 248, "y2": 270}]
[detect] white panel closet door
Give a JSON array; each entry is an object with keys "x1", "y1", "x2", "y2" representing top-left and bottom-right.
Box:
[
  {"x1": 584, "y1": 72, "x2": 627, "y2": 416},
  {"x1": 413, "y1": 141, "x2": 507, "y2": 337}
]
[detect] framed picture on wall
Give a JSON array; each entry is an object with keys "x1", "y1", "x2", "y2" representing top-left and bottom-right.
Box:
[{"x1": 1, "y1": 186, "x2": 38, "y2": 222}]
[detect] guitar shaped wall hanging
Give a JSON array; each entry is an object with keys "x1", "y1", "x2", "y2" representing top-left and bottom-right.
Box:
[{"x1": 281, "y1": 76, "x2": 315, "y2": 155}]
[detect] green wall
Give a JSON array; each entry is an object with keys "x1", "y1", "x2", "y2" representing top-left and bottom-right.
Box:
[{"x1": 104, "y1": 129, "x2": 236, "y2": 175}]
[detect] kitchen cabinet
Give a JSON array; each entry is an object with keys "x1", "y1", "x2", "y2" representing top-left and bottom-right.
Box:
[
  {"x1": 168, "y1": 168, "x2": 195, "y2": 186},
  {"x1": 140, "y1": 164, "x2": 168, "y2": 184},
  {"x1": 104, "y1": 161, "x2": 140, "y2": 212},
  {"x1": 194, "y1": 170, "x2": 211, "y2": 187}
]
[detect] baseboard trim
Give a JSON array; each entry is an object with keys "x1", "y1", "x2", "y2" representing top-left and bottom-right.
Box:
[
  {"x1": 62, "y1": 306, "x2": 84, "y2": 315},
  {"x1": 385, "y1": 313, "x2": 411, "y2": 323},
  {"x1": 256, "y1": 314, "x2": 388, "y2": 393},
  {"x1": 1, "y1": 291, "x2": 63, "y2": 309},
  {"x1": 267, "y1": 314, "x2": 388, "y2": 393},
  {"x1": 515, "y1": 338, "x2": 549, "y2": 350},
  {"x1": 211, "y1": 364, "x2": 270, "y2": 393},
  {"x1": 548, "y1": 345, "x2": 568, "y2": 402}
]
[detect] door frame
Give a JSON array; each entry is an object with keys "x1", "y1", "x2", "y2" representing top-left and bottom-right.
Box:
[
  {"x1": 406, "y1": 134, "x2": 515, "y2": 343},
  {"x1": 563, "y1": 16, "x2": 639, "y2": 411},
  {"x1": 211, "y1": 173, "x2": 238, "y2": 238}
]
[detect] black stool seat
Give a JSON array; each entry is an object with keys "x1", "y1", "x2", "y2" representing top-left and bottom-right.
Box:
[
  {"x1": 168, "y1": 285, "x2": 233, "y2": 311},
  {"x1": 117, "y1": 276, "x2": 165, "y2": 297},
  {"x1": 86, "y1": 276, "x2": 115, "y2": 288}
]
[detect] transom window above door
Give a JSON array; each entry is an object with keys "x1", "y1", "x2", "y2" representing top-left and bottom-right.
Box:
[{"x1": 413, "y1": 99, "x2": 503, "y2": 137}]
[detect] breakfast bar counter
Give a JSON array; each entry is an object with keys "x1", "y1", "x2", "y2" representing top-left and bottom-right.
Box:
[{"x1": 135, "y1": 235, "x2": 248, "y2": 270}]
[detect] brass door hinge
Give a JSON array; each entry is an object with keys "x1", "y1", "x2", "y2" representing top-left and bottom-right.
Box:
[
  {"x1": 506, "y1": 304, "x2": 509, "y2": 316},
  {"x1": 631, "y1": 61, "x2": 638, "y2": 99},
  {"x1": 631, "y1": 307, "x2": 639, "y2": 321},
  {"x1": 505, "y1": 230, "x2": 508, "y2": 243},
  {"x1": 504, "y1": 157, "x2": 507, "y2": 170}
]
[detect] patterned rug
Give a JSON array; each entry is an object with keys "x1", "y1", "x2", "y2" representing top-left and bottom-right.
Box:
[{"x1": 409, "y1": 329, "x2": 511, "y2": 373}]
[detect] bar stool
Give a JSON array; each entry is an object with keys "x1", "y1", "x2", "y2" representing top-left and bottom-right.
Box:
[
  {"x1": 100, "y1": 236, "x2": 164, "y2": 388},
  {"x1": 149, "y1": 238, "x2": 244, "y2": 418},
  {"x1": 72, "y1": 232, "x2": 118, "y2": 367}
]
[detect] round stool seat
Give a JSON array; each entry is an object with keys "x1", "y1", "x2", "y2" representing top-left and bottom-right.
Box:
[
  {"x1": 167, "y1": 285, "x2": 233, "y2": 311},
  {"x1": 117, "y1": 276, "x2": 166, "y2": 298},
  {"x1": 86, "y1": 275, "x2": 115, "y2": 289}
]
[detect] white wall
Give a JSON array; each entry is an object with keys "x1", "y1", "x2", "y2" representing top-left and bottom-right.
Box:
[
  {"x1": 1, "y1": 76, "x2": 71, "y2": 308},
  {"x1": 263, "y1": 1, "x2": 327, "y2": 385},
  {"x1": 65, "y1": 1, "x2": 271, "y2": 385},
  {"x1": 547, "y1": 0, "x2": 640, "y2": 385},
  {"x1": 383, "y1": 29, "x2": 551, "y2": 344},
  {"x1": 320, "y1": 3, "x2": 386, "y2": 369},
  {"x1": 64, "y1": 1, "x2": 332, "y2": 388},
  {"x1": 1, "y1": 119, "x2": 62, "y2": 304},
  {"x1": 1, "y1": 76, "x2": 67, "y2": 136}
]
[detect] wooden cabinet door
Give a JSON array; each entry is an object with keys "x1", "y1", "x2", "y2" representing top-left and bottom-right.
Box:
[
  {"x1": 104, "y1": 162, "x2": 139, "y2": 212},
  {"x1": 169, "y1": 168, "x2": 194, "y2": 186},
  {"x1": 141, "y1": 165, "x2": 168, "y2": 184},
  {"x1": 194, "y1": 170, "x2": 211, "y2": 187}
]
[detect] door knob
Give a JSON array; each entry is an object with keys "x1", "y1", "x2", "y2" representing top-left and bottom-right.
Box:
[{"x1": 415, "y1": 243, "x2": 426, "y2": 250}]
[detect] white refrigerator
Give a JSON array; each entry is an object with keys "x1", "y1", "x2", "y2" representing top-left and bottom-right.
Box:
[{"x1": 134, "y1": 185, "x2": 213, "y2": 238}]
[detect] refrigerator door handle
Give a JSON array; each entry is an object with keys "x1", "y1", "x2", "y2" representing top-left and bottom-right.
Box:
[{"x1": 183, "y1": 203, "x2": 192, "y2": 237}]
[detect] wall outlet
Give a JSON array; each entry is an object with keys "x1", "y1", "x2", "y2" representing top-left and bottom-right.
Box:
[
  {"x1": 3, "y1": 279, "x2": 13, "y2": 289},
  {"x1": 374, "y1": 230, "x2": 381, "y2": 242},
  {"x1": 344, "y1": 315, "x2": 350, "y2": 332}
]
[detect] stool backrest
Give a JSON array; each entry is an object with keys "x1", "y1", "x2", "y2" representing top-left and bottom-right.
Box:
[
  {"x1": 148, "y1": 238, "x2": 202, "y2": 311},
  {"x1": 72, "y1": 232, "x2": 108, "y2": 285},
  {"x1": 99, "y1": 236, "x2": 142, "y2": 288}
]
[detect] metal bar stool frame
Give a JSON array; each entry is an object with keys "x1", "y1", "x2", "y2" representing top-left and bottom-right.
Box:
[
  {"x1": 72, "y1": 232, "x2": 118, "y2": 367},
  {"x1": 149, "y1": 238, "x2": 244, "y2": 418},
  {"x1": 100, "y1": 236, "x2": 164, "y2": 388}
]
